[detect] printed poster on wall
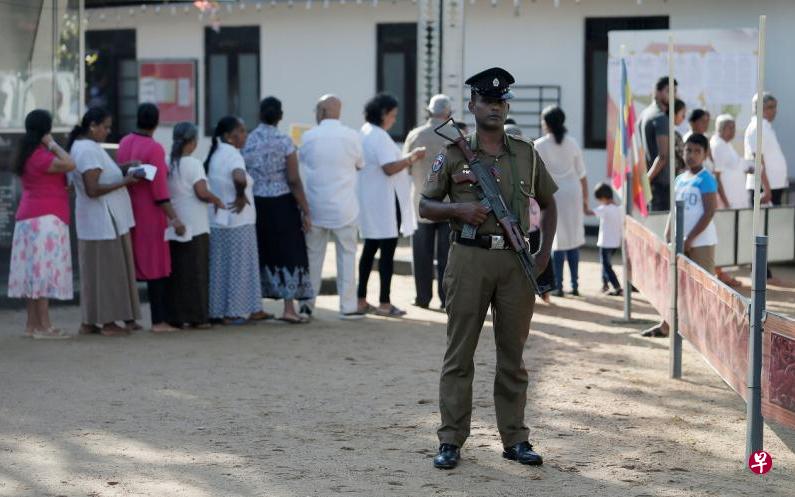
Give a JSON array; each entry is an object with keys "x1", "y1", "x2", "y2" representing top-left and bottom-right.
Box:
[
  {"x1": 606, "y1": 29, "x2": 758, "y2": 177},
  {"x1": 138, "y1": 60, "x2": 197, "y2": 124}
]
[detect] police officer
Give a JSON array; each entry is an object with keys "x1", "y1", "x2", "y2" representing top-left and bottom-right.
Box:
[{"x1": 419, "y1": 67, "x2": 558, "y2": 470}]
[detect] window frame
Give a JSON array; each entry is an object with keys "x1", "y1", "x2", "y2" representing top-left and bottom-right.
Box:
[
  {"x1": 376, "y1": 23, "x2": 418, "y2": 142},
  {"x1": 204, "y1": 26, "x2": 260, "y2": 136},
  {"x1": 583, "y1": 16, "x2": 669, "y2": 149}
]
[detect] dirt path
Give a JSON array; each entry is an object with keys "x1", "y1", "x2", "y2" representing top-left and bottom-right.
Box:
[{"x1": 1, "y1": 250, "x2": 793, "y2": 497}]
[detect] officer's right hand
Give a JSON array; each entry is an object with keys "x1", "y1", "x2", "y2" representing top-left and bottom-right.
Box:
[{"x1": 456, "y1": 202, "x2": 489, "y2": 225}]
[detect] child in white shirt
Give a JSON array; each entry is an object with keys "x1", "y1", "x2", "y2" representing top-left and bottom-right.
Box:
[{"x1": 593, "y1": 182, "x2": 623, "y2": 296}]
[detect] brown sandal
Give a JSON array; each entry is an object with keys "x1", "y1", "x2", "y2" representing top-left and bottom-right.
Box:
[{"x1": 100, "y1": 323, "x2": 130, "y2": 337}]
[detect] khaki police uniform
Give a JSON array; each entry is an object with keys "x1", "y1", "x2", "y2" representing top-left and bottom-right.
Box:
[{"x1": 422, "y1": 132, "x2": 557, "y2": 448}]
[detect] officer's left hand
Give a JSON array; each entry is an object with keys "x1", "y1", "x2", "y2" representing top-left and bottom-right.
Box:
[{"x1": 535, "y1": 251, "x2": 550, "y2": 275}]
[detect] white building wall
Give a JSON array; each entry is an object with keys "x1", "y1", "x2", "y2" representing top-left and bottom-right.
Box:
[
  {"x1": 461, "y1": 0, "x2": 795, "y2": 199},
  {"x1": 88, "y1": 3, "x2": 417, "y2": 155},
  {"x1": 88, "y1": 0, "x2": 795, "y2": 185}
]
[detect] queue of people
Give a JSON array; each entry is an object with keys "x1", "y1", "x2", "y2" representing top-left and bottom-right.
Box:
[
  {"x1": 8, "y1": 93, "x2": 429, "y2": 336},
  {"x1": 9, "y1": 85, "x2": 788, "y2": 337}
]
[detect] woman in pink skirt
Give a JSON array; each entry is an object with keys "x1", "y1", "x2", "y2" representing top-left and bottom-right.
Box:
[{"x1": 8, "y1": 109, "x2": 76, "y2": 338}]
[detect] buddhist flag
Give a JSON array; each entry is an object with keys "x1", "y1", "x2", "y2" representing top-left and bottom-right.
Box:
[{"x1": 612, "y1": 59, "x2": 652, "y2": 217}]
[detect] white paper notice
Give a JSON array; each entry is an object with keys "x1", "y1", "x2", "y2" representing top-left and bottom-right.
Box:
[
  {"x1": 213, "y1": 208, "x2": 230, "y2": 227},
  {"x1": 178, "y1": 78, "x2": 190, "y2": 107},
  {"x1": 129, "y1": 164, "x2": 158, "y2": 181}
]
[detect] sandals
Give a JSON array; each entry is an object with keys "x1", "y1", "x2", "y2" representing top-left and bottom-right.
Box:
[
  {"x1": 357, "y1": 303, "x2": 377, "y2": 314},
  {"x1": 223, "y1": 317, "x2": 249, "y2": 326},
  {"x1": 32, "y1": 328, "x2": 71, "y2": 340},
  {"x1": 278, "y1": 314, "x2": 309, "y2": 324},
  {"x1": 101, "y1": 324, "x2": 130, "y2": 337},
  {"x1": 375, "y1": 305, "x2": 407, "y2": 318},
  {"x1": 124, "y1": 321, "x2": 143, "y2": 331},
  {"x1": 79, "y1": 324, "x2": 101, "y2": 335},
  {"x1": 249, "y1": 311, "x2": 274, "y2": 321}
]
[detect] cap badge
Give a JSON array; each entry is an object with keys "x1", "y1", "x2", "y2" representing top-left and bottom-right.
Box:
[{"x1": 493, "y1": 78, "x2": 500, "y2": 87}]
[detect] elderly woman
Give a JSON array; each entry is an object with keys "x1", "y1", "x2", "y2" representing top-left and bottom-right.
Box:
[
  {"x1": 165, "y1": 122, "x2": 225, "y2": 328},
  {"x1": 357, "y1": 93, "x2": 425, "y2": 317},
  {"x1": 534, "y1": 106, "x2": 588, "y2": 297},
  {"x1": 117, "y1": 103, "x2": 186, "y2": 333},
  {"x1": 206, "y1": 116, "x2": 265, "y2": 324},
  {"x1": 68, "y1": 107, "x2": 142, "y2": 336},
  {"x1": 8, "y1": 109, "x2": 75, "y2": 338},
  {"x1": 242, "y1": 97, "x2": 312, "y2": 324}
]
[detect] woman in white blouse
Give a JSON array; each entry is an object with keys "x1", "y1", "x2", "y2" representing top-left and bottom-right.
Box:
[
  {"x1": 68, "y1": 107, "x2": 142, "y2": 336},
  {"x1": 357, "y1": 93, "x2": 425, "y2": 317},
  {"x1": 534, "y1": 106, "x2": 589, "y2": 297},
  {"x1": 205, "y1": 116, "x2": 267, "y2": 324},
  {"x1": 166, "y1": 122, "x2": 224, "y2": 328}
]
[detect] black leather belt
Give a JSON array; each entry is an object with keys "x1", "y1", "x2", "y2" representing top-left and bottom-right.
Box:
[{"x1": 453, "y1": 231, "x2": 523, "y2": 250}]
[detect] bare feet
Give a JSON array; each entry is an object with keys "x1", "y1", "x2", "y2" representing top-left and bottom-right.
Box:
[
  {"x1": 150, "y1": 323, "x2": 179, "y2": 334},
  {"x1": 767, "y1": 276, "x2": 795, "y2": 288}
]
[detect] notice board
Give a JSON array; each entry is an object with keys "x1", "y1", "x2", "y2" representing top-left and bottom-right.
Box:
[{"x1": 138, "y1": 60, "x2": 197, "y2": 124}]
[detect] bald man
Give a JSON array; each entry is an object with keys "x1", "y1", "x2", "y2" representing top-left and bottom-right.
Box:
[{"x1": 299, "y1": 95, "x2": 366, "y2": 319}]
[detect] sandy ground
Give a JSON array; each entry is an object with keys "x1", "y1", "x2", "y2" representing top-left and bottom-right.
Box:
[{"x1": 1, "y1": 248, "x2": 794, "y2": 497}]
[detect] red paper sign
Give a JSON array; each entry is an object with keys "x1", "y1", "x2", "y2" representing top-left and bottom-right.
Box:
[{"x1": 138, "y1": 60, "x2": 197, "y2": 124}]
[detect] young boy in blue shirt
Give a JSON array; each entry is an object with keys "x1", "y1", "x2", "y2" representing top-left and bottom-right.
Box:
[{"x1": 667, "y1": 133, "x2": 718, "y2": 273}]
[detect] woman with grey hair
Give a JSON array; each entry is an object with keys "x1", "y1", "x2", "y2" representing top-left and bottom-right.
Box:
[{"x1": 165, "y1": 122, "x2": 225, "y2": 328}]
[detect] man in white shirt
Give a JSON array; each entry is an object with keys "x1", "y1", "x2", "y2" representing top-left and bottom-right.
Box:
[
  {"x1": 744, "y1": 92, "x2": 789, "y2": 206},
  {"x1": 711, "y1": 114, "x2": 751, "y2": 209},
  {"x1": 404, "y1": 94, "x2": 453, "y2": 309},
  {"x1": 299, "y1": 95, "x2": 365, "y2": 319}
]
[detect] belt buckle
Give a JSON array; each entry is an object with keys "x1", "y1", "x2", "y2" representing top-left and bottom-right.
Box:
[{"x1": 490, "y1": 235, "x2": 505, "y2": 250}]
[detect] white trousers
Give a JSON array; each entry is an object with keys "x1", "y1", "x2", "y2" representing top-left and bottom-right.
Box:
[{"x1": 305, "y1": 223, "x2": 358, "y2": 314}]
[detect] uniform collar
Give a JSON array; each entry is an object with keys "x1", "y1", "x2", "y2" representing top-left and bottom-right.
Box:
[{"x1": 470, "y1": 131, "x2": 514, "y2": 156}]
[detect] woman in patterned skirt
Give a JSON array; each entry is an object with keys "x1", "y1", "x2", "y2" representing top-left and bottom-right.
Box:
[
  {"x1": 242, "y1": 97, "x2": 313, "y2": 323},
  {"x1": 8, "y1": 109, "x2": 76, "y2": 338},
  {"x1": 205, "y1": 116, "x2": 267, "y2": 324}
]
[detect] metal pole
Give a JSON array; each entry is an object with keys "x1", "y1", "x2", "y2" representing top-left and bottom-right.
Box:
[
  {"x1": 669, "y1": 201, "x2": 684, "y2": 378},
  {"x1": 666, "y1": 36, "x2": 681, "y2": 379},
  {"x1": 746, "y1": 14, "x2": 767, "y2": 461},
  {"x1": 746, "y1": 235, "x2": 767, "y2": 459},
  {"x1": 623, "y1": 168, "x2": 632, "y2": 320},
  {"x1": 78, "y1": 0, "x2": 85, "y2": 118},
  {"x1": 752, "y1": 16, "x2": 766, "y2": 239}
]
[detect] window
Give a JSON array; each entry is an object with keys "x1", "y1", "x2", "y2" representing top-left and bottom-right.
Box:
[
  {"x1": 377, "y1": 23, "x2": 417, "y2": 142},
  {"x1": 85, "y1": 29, "x2": 137, "y2": 142},
  {"x1": 584, "y1": 16, "x2": 668, "y2": 149},
  {"x1": 205, "y1": 26, "x2": 260, "y2": 135}
]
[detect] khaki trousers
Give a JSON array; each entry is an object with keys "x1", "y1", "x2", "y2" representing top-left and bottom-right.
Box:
[{"x1": 438, "y1": 243, "x2": 534, "y2": 448}]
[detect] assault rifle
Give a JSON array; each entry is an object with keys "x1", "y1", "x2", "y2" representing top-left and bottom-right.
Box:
[{"x1": 433, "y1": 118, "x2": 542, "y2": 296}]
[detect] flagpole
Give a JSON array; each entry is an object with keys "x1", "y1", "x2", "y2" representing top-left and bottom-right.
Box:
[
  {"x1": 620, "y1": 45, "x2": 632, "y2": 321},
  {"x1": 667, "y1": 34, "x2": 682, "y2": 379}
]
